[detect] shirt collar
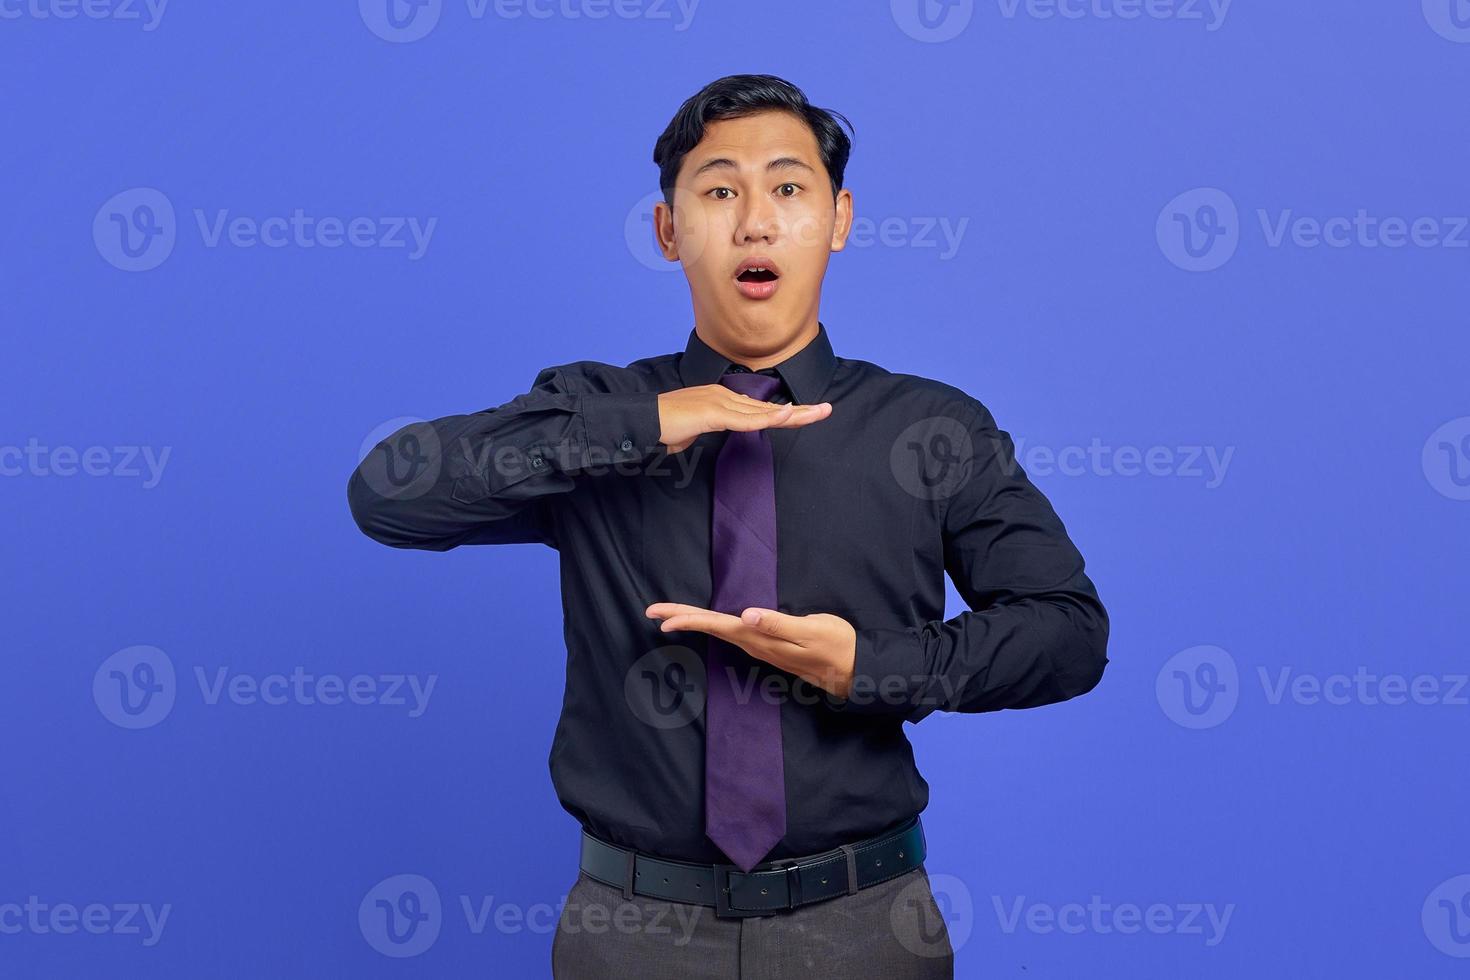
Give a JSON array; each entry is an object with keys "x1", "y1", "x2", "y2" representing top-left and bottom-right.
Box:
[{"x1": 677, "y1": 321, "x2": 838, "y2": 405}]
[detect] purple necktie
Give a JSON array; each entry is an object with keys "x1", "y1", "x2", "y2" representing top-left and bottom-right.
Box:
[{"x1": 706, "y1": 369, "x2": 787, "y2": 872}]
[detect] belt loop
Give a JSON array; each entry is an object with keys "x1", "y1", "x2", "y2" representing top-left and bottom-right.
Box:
[
  {"x1": 621, "y1": 848, "x2": 636, "y2": 900},
  {"x1": 838, "y1": 844, "x2": 859, "y2": 896}
]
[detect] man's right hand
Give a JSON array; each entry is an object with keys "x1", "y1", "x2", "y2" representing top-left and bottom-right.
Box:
[{"x1": 657, "y1": 385, "x2": 833, "y2": 454}]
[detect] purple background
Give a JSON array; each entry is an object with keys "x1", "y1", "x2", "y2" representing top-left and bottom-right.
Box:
[{"x1": 3, "y1": 1, "x2": 1467, "y2": 976}]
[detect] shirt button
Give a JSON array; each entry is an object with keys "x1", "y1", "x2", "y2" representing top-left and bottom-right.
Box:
[
  {"x1": 530, "y1": 455, "x2": 545, "y2": 469},
  {"x1": 619, "y1": 438, "x2": 634, "y2": 452}
]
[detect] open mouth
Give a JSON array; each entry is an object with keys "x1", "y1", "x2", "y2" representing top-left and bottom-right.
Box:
[{"x1": 733, "y1": 259, "x2": 782, "y2": 300}]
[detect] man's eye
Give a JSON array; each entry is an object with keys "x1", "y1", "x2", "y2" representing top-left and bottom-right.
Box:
[
  {"x1": 708, "y1": 187, "x2": 735, "y2": 200},
  {"x1": 777, "y1": 183, "x2": 800, "y2": 197}
]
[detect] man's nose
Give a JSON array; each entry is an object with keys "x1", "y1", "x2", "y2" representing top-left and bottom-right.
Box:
[{"x1": 734, "y1": 196, "x2": 781, "y2": 244}]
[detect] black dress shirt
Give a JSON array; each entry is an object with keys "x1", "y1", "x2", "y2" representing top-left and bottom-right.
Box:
[{"x1": 347, "y1": 321, "x2": 1109, "y2": 863}]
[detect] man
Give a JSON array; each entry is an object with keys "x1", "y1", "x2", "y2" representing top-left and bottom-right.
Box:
[{"x1": 347, "y1": 73, "x2": 1108, "y2": 978}]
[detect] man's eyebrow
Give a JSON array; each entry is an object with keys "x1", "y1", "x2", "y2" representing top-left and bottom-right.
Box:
[{"x1": 689, "y1": 156, "x2": 818, "y2": 179}]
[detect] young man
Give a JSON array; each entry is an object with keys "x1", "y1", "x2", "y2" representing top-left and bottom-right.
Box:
[{"x1": 348, "y1": 73, "x2": 1108, "y2": 979}]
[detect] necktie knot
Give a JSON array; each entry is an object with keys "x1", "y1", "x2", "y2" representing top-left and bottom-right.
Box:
[{"x1": 720, "y1": 369, "x2": 784, "y2": 403}]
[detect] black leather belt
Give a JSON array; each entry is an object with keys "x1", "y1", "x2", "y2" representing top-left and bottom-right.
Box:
[{"x1": 579, "y1": 816, "x2": 926, "y2": 919}]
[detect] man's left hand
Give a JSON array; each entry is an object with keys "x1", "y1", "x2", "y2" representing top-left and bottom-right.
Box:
[{"x1": 644, "y1": 603, "x2": 856, "y2": 699}]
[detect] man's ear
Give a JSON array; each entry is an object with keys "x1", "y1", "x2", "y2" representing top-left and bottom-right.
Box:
[
  {"x1": 830, "y1": 188, "x2": 854, "y2": 253},
  {"x1": 653, "y1": 199, "x2": 680, "y2": 261}
]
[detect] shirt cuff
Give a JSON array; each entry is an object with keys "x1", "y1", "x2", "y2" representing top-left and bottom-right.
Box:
[
  {"x1": 824, "y1": 626, "x2": 929, "y2": 716},
  {"x1": 581, "y1": 390, "x2": 663, "y2": 466}
]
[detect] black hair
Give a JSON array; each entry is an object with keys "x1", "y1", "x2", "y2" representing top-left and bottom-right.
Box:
[{"x1": 652, "y1": 73, "x2": 855, "y2": 206}]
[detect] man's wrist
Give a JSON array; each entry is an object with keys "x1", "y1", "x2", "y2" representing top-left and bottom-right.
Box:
[{"x1": 581, "y1": 390, "x2": 663, "y2": 466}]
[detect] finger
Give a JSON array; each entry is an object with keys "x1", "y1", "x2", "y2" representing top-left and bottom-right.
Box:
[
  {"x1": 738, "y1": 607, "x2": 807, "y2": 643},
  {"x1": 656, "y1": 610, "x2": 747, "y2": 637},
  {"x1": 750, "y1": 403, "x2": 832, "y2": 429},
  {"x1": 720, "y1": 405, "x2": 799, "y2": 432},
  {"x1": 645, "y1": 602, "x2": 712, "y2": 620},
  {"x1": 725, "y1": 397, "x2": 795, "y2": 416}
]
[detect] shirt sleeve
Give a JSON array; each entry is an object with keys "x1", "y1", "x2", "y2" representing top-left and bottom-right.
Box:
[
  {"x1": 347, "y1": 363, "x2": 663, "y2": 551},
  {"x1": 825, "y1": 397, "x2": 1109, "y2": 723}
]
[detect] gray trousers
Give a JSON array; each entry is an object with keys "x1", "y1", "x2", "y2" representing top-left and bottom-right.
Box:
[{"x1": 551, "y1": 864, "x2": 954, "y2": 979}]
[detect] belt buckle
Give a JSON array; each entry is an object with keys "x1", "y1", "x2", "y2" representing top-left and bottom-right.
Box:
[{"x1": 713, "y1": 864, "x2": 780, "y2": 919}]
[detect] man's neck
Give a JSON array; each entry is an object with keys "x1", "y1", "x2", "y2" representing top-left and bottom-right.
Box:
[{"x1": 695, "y1": 317, "x2": 819, "y2": 372}]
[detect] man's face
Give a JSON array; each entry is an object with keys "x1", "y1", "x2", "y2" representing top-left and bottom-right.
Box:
[{"x1": 654, "y1": 110, "x2": 853, "y2": 349}]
